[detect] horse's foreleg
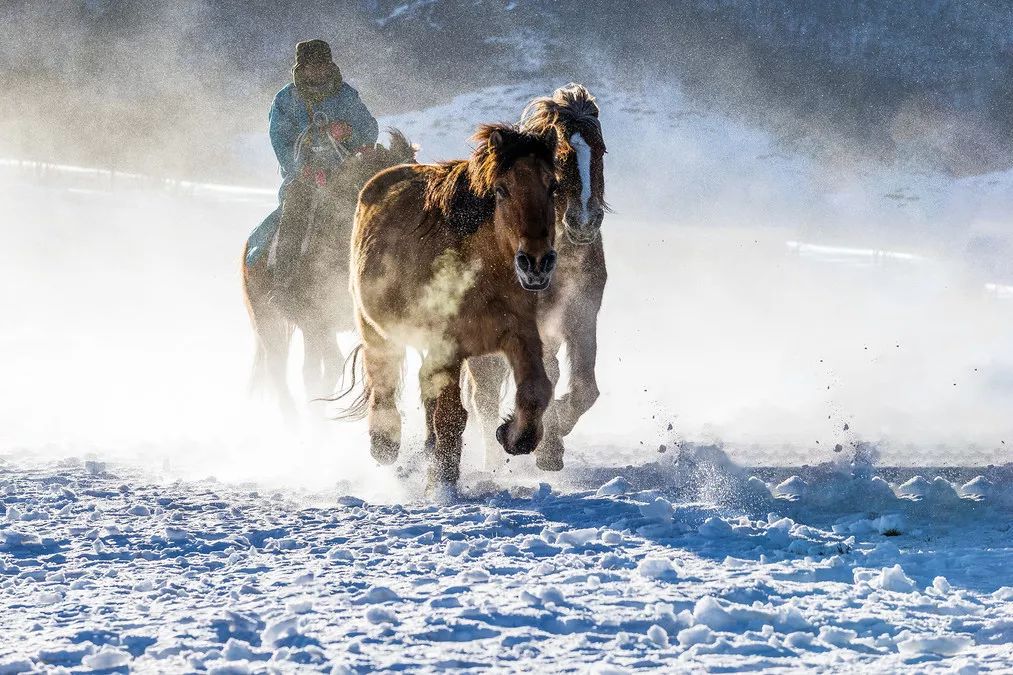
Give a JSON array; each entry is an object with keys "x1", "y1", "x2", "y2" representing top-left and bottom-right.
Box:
[
  {"x1": 464, "y1": 355, "x2": 510, "y2": 470},
  {"x1": 420, "y1": 368, "x2": 437, "y2": 457},
  {"x1": 422, "y1": 358, "x2": 467, "y2": 491},
  {"x1": 497, "y1": 330, "x2": 552, "y2": 457},
  {"x1": 360, "y1": 319, "x2": 403, "y2": 465}
]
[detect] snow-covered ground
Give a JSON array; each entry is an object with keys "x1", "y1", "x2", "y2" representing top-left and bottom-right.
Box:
[{"x1": 2, "y1": 448, "x2": 1012, "y2": 673}]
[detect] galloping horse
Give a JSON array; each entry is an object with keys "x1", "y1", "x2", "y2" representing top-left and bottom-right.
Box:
[
  {"x1": 242, "y1": 130, "x2": 417, "y2": 418},
  {"x1": 348, "y1": 124, "x2": 559, "y2": 492},
  {"x1": 466, "y1": 84, "x2": 608, "y2": 471}
]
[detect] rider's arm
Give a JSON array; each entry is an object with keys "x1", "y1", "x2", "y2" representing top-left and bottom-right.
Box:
[
  {"x1": 341, "y1": 85, "x2": 380, "y2": 149},
  {"x1": 269, "y1": 88, "x2": 299, "y2": 176}
]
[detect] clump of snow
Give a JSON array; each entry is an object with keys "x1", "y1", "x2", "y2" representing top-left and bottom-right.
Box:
[
  {"x1": 444, "y1": 540, "x2": 469, "y2": 556},
  {"x1": 897, "y1": 476, "x2": 931, "y2": 499},
  {"x1": 0, "y1": 656, "x2": 33, "y2": 675},
  {"x1": 646, "y1": 624, "x2": 669, "y2": 647},
  {"x1": 677, "y1": 624, "x2": 716, "y2": 647},
  {"x1": 960, "y1": 476, "x2": 992, "y2": 499},
  {"x1": 354, "y1": 585, "x2": 400, "y2": 604},
  {"x1": 692, "y1": 596, "x2": 812, "y2": 633},
  {"x1": 863, "y1": 564, "x2": 917, "y2": 593},
  {"x1": 896, "y1": 633, "x2": 973, "y2": 656},
  {"x1": 818, "y1": 625, "x2": 857, "y2": 646},
  {"x1": 929, "y1": 576, "x2": 952, "y2": 596},
  {"x1": 286, "y1": 598, "x2": 313, "y2": 614},
  {"x1": 872, "y1": 513, "x2": 905, "y2": 535},
  {"x1": 774, "y1": 476, "x2": 808, "y2": 500},
  {"x1": 600, "y1": 530, "x2": 623, "y2": 546},
  {"x1": 557, "y1": 528, "x2": 599, "y2": 547},
  {"x1": 698, "y1": 516, "x2": 733, "y2": 538},
  {"x1": 637, "y1": 557, "x2": 678, "y2": 581},
  {"x1": 638, "y1": 497, "x2": 674, "y2": 522},
  {"x1": 596, "y1": 477, "x2": 633, "y2": 497},
  {"x1": 365, "y1": 606, "x2": 398, "y2": 625},
  {"x1": 784, "y1": 631, "x2": 814, "y2": 649},
  {"x1": 261, "y1": 616, "x2": 303, "y2": 647},
  {"x1": 82, "y1": 646, "x2": 132, "y2": 670}
]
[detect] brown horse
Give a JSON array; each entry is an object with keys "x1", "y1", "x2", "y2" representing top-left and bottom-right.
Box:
[
  {"x1": 348, "y1": 124, "x2": 559, "y2": 491},
  {"x1": 466, "y1": 84, "x2": 609, "y2": 472},
  {"x1": 242, "y1": 130, "x2": 416, "y2": 418}
]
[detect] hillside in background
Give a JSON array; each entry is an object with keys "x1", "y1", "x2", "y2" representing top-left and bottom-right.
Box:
[{"x1": 2, "y1": 1, "x2": 1013, "y2": 181}]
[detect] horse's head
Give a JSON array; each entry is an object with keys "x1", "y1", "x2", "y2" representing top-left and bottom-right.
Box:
[
  {"x1": 522, "y1": 84, "x2": 607, "y2": 245},
  {"x1": 472, "y1": 124, "x2": 559, "y2": 291}
]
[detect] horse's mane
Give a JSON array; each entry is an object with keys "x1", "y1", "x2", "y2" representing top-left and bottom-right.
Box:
[
  {"x1": 423, "y1": 123, "x2": 555, "y2": 236},
  {"x1": 384, "y1": 128, "x2": 417, "y2": 164},
  {"x1": 521, "y1": 83, "x2": 606, "y2": 153}
]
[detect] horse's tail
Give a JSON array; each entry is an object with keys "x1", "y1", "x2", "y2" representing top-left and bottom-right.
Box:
[{"x1": 325, "y1": 344, "x2": 370, "y2": 421}]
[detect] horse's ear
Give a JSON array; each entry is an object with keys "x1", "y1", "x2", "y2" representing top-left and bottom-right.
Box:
[{"x1": 488, "y1": 129, "x2": 504, "y2": 150}]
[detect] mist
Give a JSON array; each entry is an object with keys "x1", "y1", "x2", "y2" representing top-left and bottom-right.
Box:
[{"x1": 3, "y1": 3, "x2": 1013, "y2": 490}]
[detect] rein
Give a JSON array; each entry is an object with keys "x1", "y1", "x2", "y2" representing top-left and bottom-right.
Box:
[{"x1": 293, "y1": 110, "x2": 354, "y2": 180}]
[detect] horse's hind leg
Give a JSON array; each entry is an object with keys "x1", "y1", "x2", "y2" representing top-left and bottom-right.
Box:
[
  {"x1": 535, "y1": 340, "x2": 567, "y2": 472},
  {"x1": 320, "y1": 328, "x2": 343, "y2": 398},
  {"x1": 421, "y1": 356, "x2": 467, "y2": 491},
  {"x1": 302, "y1": 323, "x2": 341, "y2": 400},
  {"x1": 249, "y1": 303, "x2": 297, "y2": 424},
  {"x1": 359, "y1": 317, "x2": 403, "y2": 465},
  {"x1": 464, "y1": 355, "x2": 510, "y2": 471},
  {"x1": 544, "y1": 319, "x2": 600, "y2": 469}
]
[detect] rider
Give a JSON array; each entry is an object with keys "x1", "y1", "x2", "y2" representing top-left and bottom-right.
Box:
[{"x1": 266, "y1": 39, "x2": 379, "y2": 293}]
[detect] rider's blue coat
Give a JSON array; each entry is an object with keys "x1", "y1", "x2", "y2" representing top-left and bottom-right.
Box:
[{"x1": 268, "y1": 82, "x2": 379, "y2": 180}]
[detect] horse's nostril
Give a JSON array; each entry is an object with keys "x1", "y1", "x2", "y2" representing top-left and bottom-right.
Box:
[
  {"x1": 541, "y1": 250, "x2": 557, "y2": 274},
  {"x1": 515, "y1": 252, "x2": 534, "y2": 273}
]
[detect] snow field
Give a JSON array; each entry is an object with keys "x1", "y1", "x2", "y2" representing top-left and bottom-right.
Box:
[{"x1": 1, "y1": 447, "x2": 1012, "y2": 672}]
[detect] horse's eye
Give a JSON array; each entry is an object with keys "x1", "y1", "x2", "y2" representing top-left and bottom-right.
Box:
[
  {"x1": 495, "y1": 186, "x2": 508, "y2": 200},
  {"x1": 548, "y1": 181, "x2": 559, "y2": 195}
]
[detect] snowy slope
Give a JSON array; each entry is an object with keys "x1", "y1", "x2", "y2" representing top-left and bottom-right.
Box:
[{"x1": 1, "y1": 450, "x2": 1012, "y2": 672}]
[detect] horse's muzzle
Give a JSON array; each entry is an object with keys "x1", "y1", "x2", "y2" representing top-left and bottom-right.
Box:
[
  {"x1": 563, "y1": 208, "x2": 604, "y2": 245},
  {"x1": 514, "y1": 249, "x2": 557, "y2": 291}
]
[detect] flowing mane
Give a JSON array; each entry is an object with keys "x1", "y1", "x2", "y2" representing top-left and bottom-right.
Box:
[
  {"x1": 423, "y1": 123, "x2": 556, "y2": 235},
  {"x1": 521, "y1": 83, "x2": 606, "y2": 154}
]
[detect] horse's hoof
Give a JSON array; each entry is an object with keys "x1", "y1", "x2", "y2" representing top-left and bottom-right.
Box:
[
  {"x1": 424, "y1": 479, "x2": 459, "y2": 504},
  {"x1": 501, "y1": 425, "x2": 538, "y2": 456},
  {"x1": 370, "y1": 432, "x2": 400, "y2": 465},
  {"x1": 535, "y1": 436, "x2": 565, "y2": 472}
]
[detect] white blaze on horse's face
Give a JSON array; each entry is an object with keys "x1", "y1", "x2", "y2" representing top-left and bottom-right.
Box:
[
  {"x1": 570, "y1": 132, "x2": 593, "y2": 217},
  {"x1": 563, "y1": 132, "x2": 603, "y2": 245}
]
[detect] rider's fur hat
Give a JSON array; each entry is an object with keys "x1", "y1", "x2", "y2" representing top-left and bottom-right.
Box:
[{"x1": 295, "y1": 39, "x2": 334, "y2": 68}]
